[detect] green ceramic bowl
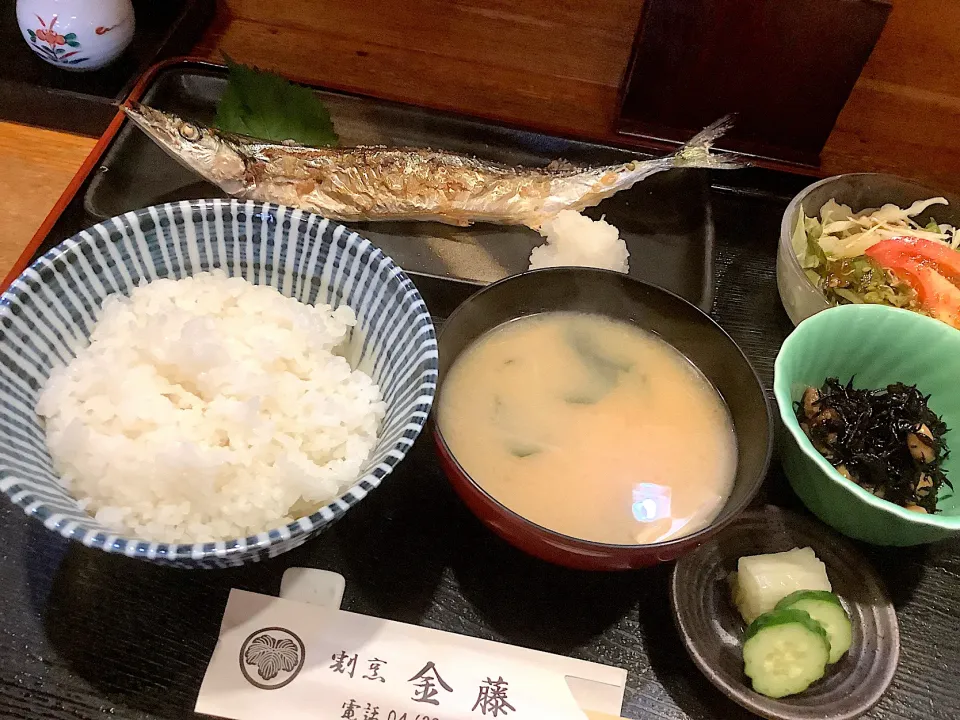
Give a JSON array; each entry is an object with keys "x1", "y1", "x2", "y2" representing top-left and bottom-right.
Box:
[{"x1": 774, "y1": 304, "x2": 960, "y2": 545}]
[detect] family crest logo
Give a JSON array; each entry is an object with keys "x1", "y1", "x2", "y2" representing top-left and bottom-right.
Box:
[{"x1": 239, "y1": 627, "x2": 306, "y2": 690}]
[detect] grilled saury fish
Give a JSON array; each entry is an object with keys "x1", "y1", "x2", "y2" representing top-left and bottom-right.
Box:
[{"x1": 124, "y1": 103, "x2": 740, "y2": 228}]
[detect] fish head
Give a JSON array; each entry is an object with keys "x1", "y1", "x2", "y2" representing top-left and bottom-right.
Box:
[{"x1": 122, "y1": 103, "x2": 248, "y2": 194}]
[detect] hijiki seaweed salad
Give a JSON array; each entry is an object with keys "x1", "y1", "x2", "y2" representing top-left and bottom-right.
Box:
[
  {"x1": 796, "y1": 378, "x2": 951, "y2": 514},
  {"x1": 793, "y1": 197, "x2": 960, "y2": 328}
]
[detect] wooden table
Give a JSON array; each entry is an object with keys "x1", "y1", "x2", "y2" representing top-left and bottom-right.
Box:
[
  {"x1": 5, "y1": 57, "x2": 960, "y2": 719},
  {"x1": 0, "y1": 122, "x2": 94, "y2": 280}
]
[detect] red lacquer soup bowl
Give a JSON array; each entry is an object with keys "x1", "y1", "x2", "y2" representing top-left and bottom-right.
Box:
[{"x1": 433, "y1": 268, "x2": 772, "y2": 571}]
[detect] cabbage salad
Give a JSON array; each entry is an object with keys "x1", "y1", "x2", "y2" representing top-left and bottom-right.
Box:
[{"x1": 793, "y1": 197, "x2": 960, "y2": 327}]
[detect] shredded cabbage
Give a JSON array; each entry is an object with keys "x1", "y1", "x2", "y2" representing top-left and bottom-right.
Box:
[{"x1": 809, "y1": 196, "x2": 956, "y2": 260}]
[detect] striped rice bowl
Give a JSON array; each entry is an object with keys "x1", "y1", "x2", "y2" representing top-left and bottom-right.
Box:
[{"x1": 0, "y1": 200, "x2": 437, "y2": 567}]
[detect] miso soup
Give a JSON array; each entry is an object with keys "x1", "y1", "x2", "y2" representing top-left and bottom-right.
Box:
[{"x1": 437, "y1": 312, "x2": 737, "y2": 545}]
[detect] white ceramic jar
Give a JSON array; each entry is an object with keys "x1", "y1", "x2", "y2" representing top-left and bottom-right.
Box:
[{"x1": 16, "y1": 0, "x2": 135, "y2": 72}]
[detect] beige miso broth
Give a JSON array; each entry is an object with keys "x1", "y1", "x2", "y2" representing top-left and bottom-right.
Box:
[{"x1": 438, "y1": 312, "x2": 737, "y2": 545}]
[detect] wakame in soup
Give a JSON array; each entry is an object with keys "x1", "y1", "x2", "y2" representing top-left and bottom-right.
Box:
[{"x1": 438, "y1": 312, "x2": 737, "y2": 545}]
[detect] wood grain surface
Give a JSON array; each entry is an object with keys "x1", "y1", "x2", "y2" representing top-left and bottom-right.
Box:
[
  {"x1": 0, "y1": 122, "x2": 94, "y2": 279},
  {"x1": 193, "y1": 0, "x2": 643, "y2": 141},
  {"x1": 195, "y1": 0, "x2": 960, "y2": 191},
  {"x1": 3, "y1": 0, "x2": 959, "y2": 285},
  {"x1": 823, "y1": 0, "x2": 960, "y2": 190}
]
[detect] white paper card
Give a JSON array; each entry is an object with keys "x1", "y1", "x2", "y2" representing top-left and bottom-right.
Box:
[
  {"x1": 197, "y1": 590, "x2": 626, "y2": 720},
  {"x1": 279, "y1": 567, "x2": 346, "y2": 609}
]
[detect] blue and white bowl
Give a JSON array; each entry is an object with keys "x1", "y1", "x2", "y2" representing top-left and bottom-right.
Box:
[{"x1": 0, "y1": 200, "x2": 438, "y2": 568}]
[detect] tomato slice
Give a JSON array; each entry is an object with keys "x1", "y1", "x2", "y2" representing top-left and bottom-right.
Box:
[
  {"x1": 866, "y1": 236, "x2": 960, "y2": 281},
  {"x1": 864, "y1": 247, "x2": 960, "y2": 328}
]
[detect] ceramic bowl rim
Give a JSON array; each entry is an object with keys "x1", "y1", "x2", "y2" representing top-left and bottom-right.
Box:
[
  {"x1": 774, "y1": 303, "x2": 960, "y2": 530},
  {"x1": 435, "y1": 266, "x2": 774, "y2": 554},
  {"x1": 0, "y1": 199, "x2": 439, "y2": 562}
]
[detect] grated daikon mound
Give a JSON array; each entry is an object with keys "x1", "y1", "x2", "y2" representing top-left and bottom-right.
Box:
[
  {"x1": 528, "y1": 210, "x2": 630, "y2": 273},
  {"x1": 36, "y1": 271, "x2": 386, "y2": 544}
]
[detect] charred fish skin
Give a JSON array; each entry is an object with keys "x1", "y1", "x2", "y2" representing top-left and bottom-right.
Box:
[{"x1": 123, "y1": 103, "x2": 740, "y2": 228}]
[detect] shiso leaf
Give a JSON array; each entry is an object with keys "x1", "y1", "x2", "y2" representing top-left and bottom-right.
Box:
[{"x1": 215, "y1": 55, "x2": 339, "y2": 147}]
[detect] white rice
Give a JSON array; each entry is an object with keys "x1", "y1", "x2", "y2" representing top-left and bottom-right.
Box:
[
  {"x1": 528, "y1": 209, "x2": 630, "y2": 274},
  {"x1": 36, "y1": 270, "x2": 386, "y2": 543}
]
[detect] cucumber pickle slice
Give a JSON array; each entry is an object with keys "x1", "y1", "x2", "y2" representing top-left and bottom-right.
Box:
[
  {"x1": 776, "y1": 590, "x2": 852, "y2": 664},
  {"x1": 743, "y1": 608, "x2": 830, "y2": 698}
]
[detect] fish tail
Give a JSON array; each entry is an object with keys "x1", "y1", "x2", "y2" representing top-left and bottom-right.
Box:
[
  {"x1": 686, "y1": 114, "x2": 736, "y2": 150},
  {"x1": 672, "y1": 114, "x2": 743, "y2": 170},
  {"x1": 539, "y1": 115, "x2": 743, "y2": 223}
]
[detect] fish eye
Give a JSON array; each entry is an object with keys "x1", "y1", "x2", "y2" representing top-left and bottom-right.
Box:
[{"x1": 179, "y1": 123, "x2": 201, "y2": 142}]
